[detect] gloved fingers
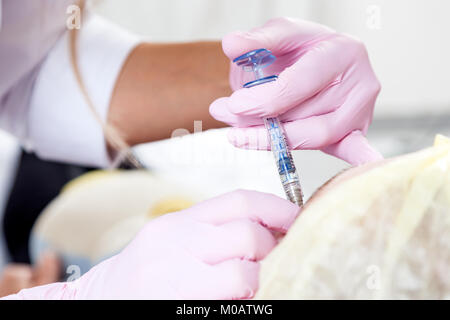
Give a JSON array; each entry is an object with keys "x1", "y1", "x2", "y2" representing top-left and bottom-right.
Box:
[
  {"x1": 227, "y1": 83, "x2": 378, "y2": 154},
  {"x1": 228, "y1": 117, "x2": 381, "y2": 166},
  {"x1": 209, "y1": 97, "x2": 263, "y2": 127},
  {"x1": 321, "y1": 130, "x2": 383, "y2": 166},
  {"x1": 187, "y1": 220, "x2": 277, "y2": 265},
  {"x1": 278, "y1": 79, "x2": 347, "y2": 121},
  {"x1": 222, "y1": 17, "x2": 333, "y2": 59},
  {"x1": 227, "y1": 36, "x2": 365, "y2": 117},
  {"x1": 186, "y1": 190, "x2": 299, "y2": 233},
  {"x1": 210, "y1": 78, "x2": 345, "y2": 127},
  {"x1": 227, "y1": 110, "x2": 340, "y2": 151},
  {"x1": 222, "y1": 36, "x2": 357, "y2": 119},
  {"x1": 205, "y1": 259, "x2": 259, "y2": 300}
]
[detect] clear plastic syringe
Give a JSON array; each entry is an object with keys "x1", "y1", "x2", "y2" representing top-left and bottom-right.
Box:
[{"x1": 233, "y1": 49, "x2": 304, "y2": 207}]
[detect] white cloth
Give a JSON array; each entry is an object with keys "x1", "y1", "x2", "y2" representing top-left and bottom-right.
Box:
[{"x1": 0, "y1": 0, "x2": 141, "y2": 167}]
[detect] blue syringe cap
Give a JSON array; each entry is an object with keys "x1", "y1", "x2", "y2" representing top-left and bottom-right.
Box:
[{"x1": 233, "y1": 48, "x2": 278, "y2": 88}]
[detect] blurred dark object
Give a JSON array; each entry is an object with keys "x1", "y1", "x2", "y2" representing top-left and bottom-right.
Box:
[{"x1": 2, "y1": 151, "x2": 96, "y2": 263}]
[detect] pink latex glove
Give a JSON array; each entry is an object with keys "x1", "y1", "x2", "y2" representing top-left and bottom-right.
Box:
[
  {"x1": 4, "y1": 190, "x2": 299, "y2": 300},
  {"x1": 210, "y1": 17, "x2": 383, "y2": 166}
]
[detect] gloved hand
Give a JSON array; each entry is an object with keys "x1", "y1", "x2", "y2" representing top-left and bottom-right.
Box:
[
  {"x1": 210, "y1": 17, "x2": 383, "y2": 166},
  {"x1": 5, "y1": 190, "x2": 299, "y2": 299}
]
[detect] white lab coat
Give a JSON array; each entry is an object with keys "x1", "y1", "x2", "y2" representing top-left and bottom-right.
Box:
[{"x1": 0, "y1": 0, "x2": 140, "y2": 167}]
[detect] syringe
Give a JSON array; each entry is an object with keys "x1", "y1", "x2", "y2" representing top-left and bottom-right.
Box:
[{"x1": 233, "y1": 49, "x2": 304, "y2": 207}]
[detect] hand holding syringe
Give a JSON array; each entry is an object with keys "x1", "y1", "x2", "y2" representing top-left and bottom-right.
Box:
[{"x1": 233, "y1": 49, "x2": 304, "y2": 207}]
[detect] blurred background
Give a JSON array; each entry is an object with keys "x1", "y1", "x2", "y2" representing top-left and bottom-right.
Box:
[{"x1": 0, "y1": 0, "x2": 449, "y2": 272}]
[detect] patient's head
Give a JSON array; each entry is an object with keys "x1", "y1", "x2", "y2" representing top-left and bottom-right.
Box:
[{"x1": 256, "y1": 135, "x2": 450, "y2": 299}]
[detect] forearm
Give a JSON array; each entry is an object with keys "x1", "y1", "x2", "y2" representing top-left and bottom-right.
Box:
[{"x1": 108, "y1": 41, "x2": 231, "y2": 146}]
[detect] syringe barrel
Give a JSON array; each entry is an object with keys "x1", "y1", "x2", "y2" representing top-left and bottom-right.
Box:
[{"x1": 264, "y1": 117, "x2": 304, "y2": 207}]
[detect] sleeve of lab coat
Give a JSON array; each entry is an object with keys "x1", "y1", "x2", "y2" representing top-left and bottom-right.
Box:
[{"x1": 27, "y1": 14, "x2": 141, "y2": 167}]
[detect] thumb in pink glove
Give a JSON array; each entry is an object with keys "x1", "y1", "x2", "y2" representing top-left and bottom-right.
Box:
[
  {"x1": 4, "y1": 190, "x2": 299, "y2": 299},
  {"x1": 210, "y1": 17, "x2": 383, "y2": 166}
]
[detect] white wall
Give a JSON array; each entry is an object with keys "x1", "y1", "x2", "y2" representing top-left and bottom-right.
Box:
[
  {"x1": 311, "y1": 0, "x2": 450, "y2": 117},
  {"x1": 93, "y1": 0, "x2": 450, "y2": 117},
  {"x1": 92, "y1": 0, "x2": 314, "y2": 41}
]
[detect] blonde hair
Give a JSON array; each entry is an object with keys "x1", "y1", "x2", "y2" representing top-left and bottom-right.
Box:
[
  {"x1": 256, "y1": 136, "x2": 450, "y2": 299},
  {"x1": 68, "y1": 0, "x2": 142, "y2": 168}
]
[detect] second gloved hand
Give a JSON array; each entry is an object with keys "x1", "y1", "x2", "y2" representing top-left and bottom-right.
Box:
[
  {"x1": 210, "y1": 17, "x2": 383, "y2": 166},
  {"x1": 6, "y1": 190, "x2": 299, "y2": 299}
]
